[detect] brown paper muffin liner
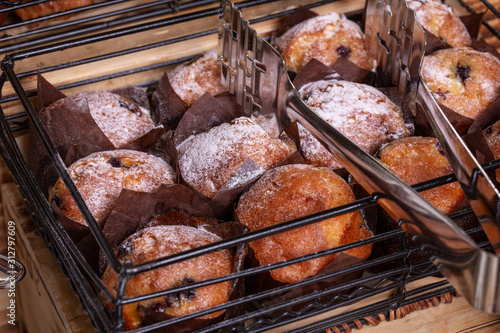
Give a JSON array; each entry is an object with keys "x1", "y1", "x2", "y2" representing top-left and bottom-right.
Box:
[{"x1": 151, "y1": 71, "x2": 189, "y2": 130}]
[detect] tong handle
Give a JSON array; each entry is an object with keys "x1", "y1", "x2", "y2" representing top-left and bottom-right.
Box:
[
  {"x1": 417, "y1": 81, "x2": 500, "y2": 254},
  {"x1": 0, "y1": 253, "x2": 25, "y2": 289}
]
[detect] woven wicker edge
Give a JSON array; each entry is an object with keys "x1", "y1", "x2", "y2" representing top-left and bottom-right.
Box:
[{"x1": 325, "y1": 291, "x2": 459, "y2": 333}]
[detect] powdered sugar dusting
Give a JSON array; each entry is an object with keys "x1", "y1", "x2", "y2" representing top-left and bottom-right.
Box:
[
  {"x1": 49, "y1": 91, "x2": 156, "y2": 148},
  {"x1": 53, "y1": 150, "x2": 176, "y2": 225},
  {"x1": 422, "y1": 48, "x2": 500, "y2": 119},
  {"x1": 297, "y1": 80, "x2": 409, "y2": 168},
  {"x1": 178, "y1": 117, "x2": 295, "y2": 198},
  {"x1": 274, "y1": 12, "x2": 375, "y2": 72},
  {"x1": 168, "y1": 49, "x2": 227, "y2": 106},
  {"x1": 131, "y1": 225, "x2": 222, "y2": 255},
  {"x1": 407, "y1": 0, "x2": 471, "y2": 47}
]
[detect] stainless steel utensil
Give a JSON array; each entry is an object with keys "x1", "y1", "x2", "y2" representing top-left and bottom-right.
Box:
[
  {"x1": 0, "y1": 253, "x2": 25, "y2": 289},
  {"x1": 218, "y1": 0, "x2": 500, "y2": 313}
]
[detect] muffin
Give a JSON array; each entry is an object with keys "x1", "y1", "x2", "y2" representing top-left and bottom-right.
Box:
[
  {"x1": 168, "y1": 49, "x2": 227, "y2": 107},
  {"x1": 236, "y1": 164, "x2": 372, "y2": 284},
  {"x1": 274, "y1": 12, "x2": 375, "y2": 73},
  {"x1": 297, "y1": 80, "x2": 410, "y2": 170},
  {"x1": 44, "y1": 91, "x2": 156, "y2": 148},
  {"x1": 421, "y1": 48, "x2": 500, "y2": 119},
  {"x1": 101, "y1": 225, "x2": 233, "y2": 331},
  {"x1": 483, "y1": 119, "x2": 500, "y2": 183},
  {"x1": 15, "y1": 0, "x2": 93, "y2": 22},
  {"x1": 177, "y1": 116, "x2": 296, "y2": 199},
  {"x1": 378, "y1": 136, "x2": 466, "y2": 215},
  {"x1": 49, "y1": 150, "x2": 176, "y2": 226},
  {"x1": 407, "y1": 0, "x2": 472, "y2": 48}
]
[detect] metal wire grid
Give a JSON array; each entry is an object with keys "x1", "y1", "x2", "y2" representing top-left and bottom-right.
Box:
[
  {"x1": 0, "y1": 0, "x2": 498, "y2": 332},
  {"x1": 0, "y1": 0, "x2": 224, "y2": 54}
]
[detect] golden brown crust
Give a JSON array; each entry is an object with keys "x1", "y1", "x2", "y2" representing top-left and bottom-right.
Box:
[
  {"x1": 378, "y1": 137, "x2": 466, "y2": 215},
  {"x1": 407, "y1": 0, "x2": 471, "y2": 48},
  {"x1": 421, "y1": 48, "x2": 500, "y2": 119},
  {"x1": 15, "y1": 0, "x2": 93, "y2": 21},
  {"x1": 274, "y1": 12, "x2": 374, "y2": 72},
  {"x1": 236, "y1": 164, "x2": 372, "y2": 284},
  {"x1": 50, "y1": 150, "x2": 176, "y2": 226},
  {"x1": 168, "y1": 49, "x2": 226, "y2": 106},
  {"x1": 101, "y1": 225, "x2": 233, "y2": 331},
  {"x1": 178, "y1": 117, "x2": 296, "y2": 199}
]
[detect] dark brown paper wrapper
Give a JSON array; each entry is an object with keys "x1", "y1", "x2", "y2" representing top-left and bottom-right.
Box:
[
  {"x1": 414, "y1": 101, "x2": 474, "y2": 137},
  {"x1": 330, "y1": 56, "x2": 376, "y2": 85},
  {"x1": 292, "y1": 59, "x2": 342, "y2": 90},
  {"x1": 468, "y1": 94, "x2": 500, "y2": 134},
  {"x1": 151, "y1": 72, "x2": 189, "y2": 130},
  {"x1": 51, "y1": 201, "x2": 94, "y2": 244},
  {"x1": 92, "y1": 184, "x2": 215, "y2": 273},
  {"x1": 462, "y1": 128, "x2": 500, "y2": 191},
  {"x1": 272, "y1": 6, "x2": 318, "y2": 39},
  {"x1": 173, "y1": 92, "x2": 246, "y2": 147}
]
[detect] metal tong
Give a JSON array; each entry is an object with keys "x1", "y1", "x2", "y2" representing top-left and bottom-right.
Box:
[
  {"x1": 219, "y1": 0, "x2": 500, "y2": 313},
  {"x1": 0, "y1": 253, "x2": 25, "y2": 289}
]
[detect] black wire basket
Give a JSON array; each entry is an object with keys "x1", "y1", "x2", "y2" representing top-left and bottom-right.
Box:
[
  {"x1": 0, "y1": 0, "x2": 498, "y2": 332},
  {"x1": 0, "y1": 0, "x2": 218, "y2": 54}
]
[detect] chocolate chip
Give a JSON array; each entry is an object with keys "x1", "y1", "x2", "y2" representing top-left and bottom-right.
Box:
[
  {"x1": 336, "y1": 45, "x2": 351, "y2": 58},
  {"x1": 150, "y1": 302, "x2": 164, "y2": 313},
  {"x1": 108, "y1": 157, "x2": 122, "y2": 168},
  {"x1": 117, "y1": 240, "x2": 133, "y2": 259},
  {"x1": 484, "y1": 126, "x2": 494, "y2": 135},
  {"x1": 456, "y1": 64, "x2": 471, "y2": 81},
  {"x1": 164, "y1": 276, "x2": 197, "y2": 308}
]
